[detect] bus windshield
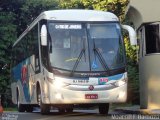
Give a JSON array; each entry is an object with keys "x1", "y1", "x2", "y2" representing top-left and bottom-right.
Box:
[{"x1": 48, "y1": 22, "x2": 125, "y2": 72}]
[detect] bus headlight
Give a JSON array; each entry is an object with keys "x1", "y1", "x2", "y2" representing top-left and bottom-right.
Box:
[
  {"x1": 47, "y1": 76, "x2": 70, "y2": 88},
  {"x1": 53, "y1": 79, "x2": 69, "y2": 89},
  {"x1": 54, "y1": 80, "x2": 65, "y2": 88},
  {"x1": 47, "y1": 77, "x2": 55, "y2": 83},
  {"x1": 113, "y1": 79, "x2": 127, "y2": 87}
]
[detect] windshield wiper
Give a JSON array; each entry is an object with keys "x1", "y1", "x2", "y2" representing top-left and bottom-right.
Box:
[
  {"x1": 70, "y1": 48, "x2": 85, "y2": 77},
  {"x1": 92, "y1": 38, "x2": 110, "y2": 73},
  {"x1": 70, "y1": 37, "x2": 86, "y2": 77}
]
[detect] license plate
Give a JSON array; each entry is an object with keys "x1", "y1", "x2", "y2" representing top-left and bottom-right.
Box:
[{"x1": 85, "y1": 94, "x2": 98, "y2": 99}]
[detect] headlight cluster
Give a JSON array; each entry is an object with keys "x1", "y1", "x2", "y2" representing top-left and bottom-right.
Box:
[
  {"x1": 112, "y1": 78, "x2": 127, "y2": 87},
  {"x1": 53, "y1": 80, "x2": 68, "y2": 89},
  {"x1": 47, "y1": 77, "x2": 69, "y2": 89}
]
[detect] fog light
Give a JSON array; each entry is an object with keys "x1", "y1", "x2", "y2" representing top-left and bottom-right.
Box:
[
  {"x1": 116, "y1": 80, "x2": 126, "y2": 86},
  {"x1": 113, "y1": 79, "x2": 127, "y2": 87},
  {"x1": 55, "y1": 93, "x2": 62, "y2": 99}
]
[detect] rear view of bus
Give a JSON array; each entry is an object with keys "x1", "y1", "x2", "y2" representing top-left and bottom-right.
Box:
[{"x1": 11, "y1": 10, "x2": 137, "y2": 115}]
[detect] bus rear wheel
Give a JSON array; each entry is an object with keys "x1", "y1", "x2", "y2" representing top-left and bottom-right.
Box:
[
  {"x1": 99, "y1": 103, "x2": 109, "y2": 115},
  {"x1": 37, "y1": 87, "x2": 50, "y2": 114},
  {"x1": 66, "y1": 108, "x2": 73, "y2": 113},
  {"x1": 17, "y1": 92, "x2": 25, "y2": 112},
  {"x1": 25, "y1": 105, "x2": 33, "y2": 112}
]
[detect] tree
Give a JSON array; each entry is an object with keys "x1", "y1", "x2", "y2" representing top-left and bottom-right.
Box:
[
  {"x1": 0, "y1": 11, "x2": 17, "y2": 106},
  {"x1": 17, "y1": 0, "x2": 59, "y2": 36},
  {"x1": 0, "y1": 0, "x2": 60, "y2": 107},
  {"x1": 59, "y1": 0, "x2": 85, "y2": 9},
  {"x1": 82, "y1": 0, "x2": 129, "y2": 21},
  {"x1": 82, "y1": 0, "x2": 108, "y2": 10}
]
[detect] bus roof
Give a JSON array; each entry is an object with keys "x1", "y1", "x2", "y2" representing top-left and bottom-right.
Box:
[
  {"x1": 40, "y1": 9, "x2": 119, "y2": 22},
  {"x1": 13, "y1": 10, "x2": 119, "y2": 47}
]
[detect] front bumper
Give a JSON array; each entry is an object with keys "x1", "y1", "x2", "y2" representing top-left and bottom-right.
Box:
[{"x1": 47, "y1": 83, "x2": 127, "y2": 104}]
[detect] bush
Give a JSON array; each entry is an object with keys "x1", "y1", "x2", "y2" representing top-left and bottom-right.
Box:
[{"x1": 124, "y1": 36, "x2": 139, "y2": 104}]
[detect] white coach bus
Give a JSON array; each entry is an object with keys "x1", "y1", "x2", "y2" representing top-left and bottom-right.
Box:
[{"x1": 11, "y1": 10, "x2": 137, "y2": 114}]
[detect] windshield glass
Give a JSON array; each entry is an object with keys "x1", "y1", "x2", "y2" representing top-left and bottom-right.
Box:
[
  {"x1": 48, "y1": 22, "x2": 125, "y2": 72},
  {"x1": 48, "y1": 23, "x2": 90, "y2": 71},
  {"x1": 88, "y1": 23, "x2": 125, "y2": 71}
]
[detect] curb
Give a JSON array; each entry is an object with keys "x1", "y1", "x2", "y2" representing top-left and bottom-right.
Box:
[
  {"x1": 140, "y1": 109, "x2": 160, "y2": 115},
  {"x1": 114, "y1": 106, "x2": 160, "y2": 115},
  {"x1": 114, "y1": 108, "x2": 140, "y2": 114}
]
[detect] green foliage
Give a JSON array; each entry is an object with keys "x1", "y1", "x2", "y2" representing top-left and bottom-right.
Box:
[
  {"x1": 122, "y1": 15, "x2": 139, "y2": 104},
  {"x1": 21, "y1": 0, "x2": 59, "y2": 21},
  {"x1": 59, "y1": 0, "x2": 129, "y2": 21},
  {"x1": 107, "y1": 0, "x2": 129, "y2": 21},
  {"x1": 124, "y1": 36, "x2": 139, "y2": 104},
  {"x1": 124, "y1": 37, "x2": 138, "y2": 62},
  {"x1": 82, "y1": 0, "x2": 108, "y2": 11},
  {"x1": 0, "y1": 11, "x2": 17, "y2": 106},
  {"x1": 82, "y1": 0, "x2": 129, "y2": 21},
  {"x1": 18, "y1": 0, "x2": 59, "y2": 35},
  {"x1": 0, "y1": 12, "x2": 16, "y2": 70},
  {"x1": 59, "y1": 0, "x2": 85, "y2": 9}
]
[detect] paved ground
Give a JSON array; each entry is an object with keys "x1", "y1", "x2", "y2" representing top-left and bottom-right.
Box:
[
  {"x1": 1, "y1": 109, "x2": 110, "y2": 120},
  {"x1": 115, "y1": 105, "x2": 160, "y2": 115},
  {"x1": 1, "y1": 106, "x2": 160, "y2": 120}
]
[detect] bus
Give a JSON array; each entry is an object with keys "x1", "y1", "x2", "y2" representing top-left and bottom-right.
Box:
[{"x1": 11, "y1": 10, "x2": 137, "y2": 114}]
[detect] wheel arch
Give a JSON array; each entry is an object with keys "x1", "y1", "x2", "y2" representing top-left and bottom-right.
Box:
[
  {"x1": 36, "y1": 81, "x2": 41, "y2": 94},
  {"x1": 16, "y1": 86, "x2": 20, "y2": 104},
  {"x1": 36, "y1": 81, "x2": 41, "y2": 103}
]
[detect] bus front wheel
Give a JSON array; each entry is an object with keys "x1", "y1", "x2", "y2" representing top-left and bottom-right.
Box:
[
  {"x1": 99, "y1": 103, "x2": 109, "y2": 115},
  {"x1": 66, "y1": 105, "x2": 73, "y2": 113},
  {"x1": 37, "y1": 87, "x2": 50, "y2": 114}
]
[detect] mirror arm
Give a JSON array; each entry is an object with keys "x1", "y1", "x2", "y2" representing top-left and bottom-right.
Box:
[{"x1": 122, "y1": 25, "x2": 137, "y2": 45}]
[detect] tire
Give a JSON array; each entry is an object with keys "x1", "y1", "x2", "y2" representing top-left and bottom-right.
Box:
[
  {"x1": 99, "y1": 103, "x2": 109, "y2": 115},
  {"x1": 17, "y1": 92, "x2": 25, "y2": 112},
  {"x1": 66, "y1": 108, "x2": 73, "y2": 113},
  {"x1": 37, "y1": 87, "x2": 50, "y2": 115},
  {"x1": 58, "y1": 108, "x2": 65, "y2": 114},
  {"x1": 40, "y1": 102, "x2": 50, "y2": 115},
  {"x1": 26, "y1": 105, "x2": 33, "y2": 112},
  {"x1": 66, "y1": 105, "x2": 73, "y2": 113}
]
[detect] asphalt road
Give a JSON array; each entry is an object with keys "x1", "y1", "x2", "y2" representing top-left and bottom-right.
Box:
[
  {"x1": 2, "y1": 107, "x2": 160, "y2": 120},
  {"x1": 1, "y1": 109, "x2": 118, "y2": 120}
]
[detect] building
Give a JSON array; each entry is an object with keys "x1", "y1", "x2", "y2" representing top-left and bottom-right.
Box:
[{"x1": 126, "y1": 0, "x2": 160, "y2": 109}]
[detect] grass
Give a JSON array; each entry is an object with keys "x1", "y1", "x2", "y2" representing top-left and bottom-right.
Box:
[{"x1": 3, "y1": 107, "x2": 17, "y2": 111}]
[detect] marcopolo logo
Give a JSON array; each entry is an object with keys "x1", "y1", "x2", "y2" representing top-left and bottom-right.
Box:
[{"x1": 88, "y1": 85, "x2": 94, "y2": 91}]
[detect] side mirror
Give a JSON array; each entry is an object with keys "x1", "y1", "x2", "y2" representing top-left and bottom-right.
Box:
[
  {"x1": 122, "y1": 25, "x2": 137, "y2": 45},
  {"x1": 41, "y1": 25, "x2": 47, "y2": 46}
]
